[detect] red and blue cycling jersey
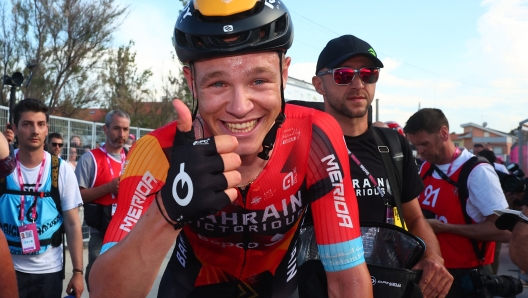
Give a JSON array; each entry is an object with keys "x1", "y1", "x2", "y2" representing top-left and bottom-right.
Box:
[{"x1": 102, "y1": 104, "x2": 364, "y2": 297}]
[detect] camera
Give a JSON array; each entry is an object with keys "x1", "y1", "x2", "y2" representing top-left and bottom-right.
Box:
[
  {"x1": 460, "y1": 269, "x2": 523, "y2": 297},
  {"x1": 496, "y1": 163, "x2": 526, "y2": 193}
]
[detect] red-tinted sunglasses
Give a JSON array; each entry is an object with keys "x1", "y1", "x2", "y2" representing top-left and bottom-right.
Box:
[{"x1": 317, "y1": 67, "x2": 380, "y2": 85}]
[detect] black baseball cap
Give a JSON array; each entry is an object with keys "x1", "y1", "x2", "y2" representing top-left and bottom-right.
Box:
[{"x1": 316, "y1": 35, "x2": 384, "y2": 74}]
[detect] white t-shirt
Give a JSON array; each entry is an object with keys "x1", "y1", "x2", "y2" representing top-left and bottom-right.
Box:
[
  {"x1": 428, "y1": 149, "x2": 508, "y2": 223},
  {"x1": 494, "y1": 163, "x2": 509, "y2": 174},
  {"x1": 12, "y1": 150, "x2": 83, "y2": 274}
]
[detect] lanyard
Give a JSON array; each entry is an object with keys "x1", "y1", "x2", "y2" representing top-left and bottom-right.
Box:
[
  {"x1": 16, "y1": 152, "x2": 47, "y2": 222},
  {"x1": 446, "y1": 147, "x2": 460, "y2": 176},
  {"x1": 100, "y1": 145, "x2": 125, "y2": 178},
  {"x1": 100, "y1": 145, "x2": 125, "y2": 199},
  {"x1": 348, "y1": 151, "x2": 386, "y2": 199}
]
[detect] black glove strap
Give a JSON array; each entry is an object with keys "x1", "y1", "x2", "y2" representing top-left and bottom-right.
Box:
[{"x1": 155, "y1": 191, "x2": 185, "y2": 230}]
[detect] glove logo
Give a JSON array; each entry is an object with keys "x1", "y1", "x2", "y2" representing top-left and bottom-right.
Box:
[
  {"x1": 172, "y1": 163, "x2": 194, "y2": 206},
  {"x1": 193, "y1": 139, "x2": 209, "y2": 146}
]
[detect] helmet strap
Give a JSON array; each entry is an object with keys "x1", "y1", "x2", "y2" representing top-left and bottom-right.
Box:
[
  {"x1": 257, "y1": 52, "x2": 286, "y2": 160},
  {"x1": 190, "y1": 63, "x2": 199, "y2": 121}
]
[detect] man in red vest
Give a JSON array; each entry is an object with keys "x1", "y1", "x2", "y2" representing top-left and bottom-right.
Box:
[
  {"x1": 404, "y1": 108, "x2": 511, "y2": 298},
  {"x1": 74, "y1": 110, "x2": 129, "y2": 291}
]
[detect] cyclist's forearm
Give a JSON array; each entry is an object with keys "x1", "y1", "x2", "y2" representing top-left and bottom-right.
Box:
[{"x1": 89, "y1": 194, "x2": 180, "y2": 297}]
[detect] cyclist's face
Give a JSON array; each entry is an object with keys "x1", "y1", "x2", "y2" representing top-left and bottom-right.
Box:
[{"x1": 188, "y1": 52, "x2": 290, "y2": 157}]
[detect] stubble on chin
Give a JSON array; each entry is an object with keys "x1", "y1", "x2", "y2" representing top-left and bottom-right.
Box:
[{"x1": 328, "y1": 100, "x2": 368, "y2": 120}]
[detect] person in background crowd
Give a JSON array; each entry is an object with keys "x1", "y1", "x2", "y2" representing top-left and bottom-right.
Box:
[
  {"x1": 308, "y1": 34, "x2": 452, "y2": 298},
  {"x1": 3, "y1": 123, "x2": 16, "y2": 154},
  {"x1": 68, "y1": 147, "x2": 78, "y2": 170},
  {"x1": 372, "y1": 121, "x2": 389, "y2": 128},
  {"x1": 47, "y1": 132, "x2": 64, "y2": 158},
  {"x1": 0, "y1": 98, "x2": 84, "y2": 298},
  {"x1": 405, "y1": 108, "x2": 511, "y2": 298},
  {"x1": 473, "y1": 143, "x2": 484, "y2": 155},
  {"x1": 508, "y1": 191, "x2": 528, "y2": 277},
  {"x1": 70, "y1": 135, "x2": 81, "y2": 148},
  {"x1": 478, "y1": 149, "x2": 509, "y2": 174},
  {"x1": 0, "y1": 128, "x2": 18, "y2": 298},
  {"x1": 4, "y1": 123, "x2": 15, "y2": 144},
  {"x1": 0, "y1": 128, "x2": 15, "y2": 177},
  {"x1": 124, "y1": 134, "x2": 135, "y2": 151},
  {"x1": 74, "y1": 110, "x2": 130, "y2": 291}
]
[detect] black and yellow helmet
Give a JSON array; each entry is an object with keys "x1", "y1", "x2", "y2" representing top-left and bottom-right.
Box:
[{"x1": 174, "y1": 0, "x2": 294, "y2": 63}]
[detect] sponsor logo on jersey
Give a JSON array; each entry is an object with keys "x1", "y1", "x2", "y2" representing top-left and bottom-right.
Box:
[
  {"x1": 120, "y1": 171, "x2": 157, "y2": 232},
  {"x1": 283, "y1": 168, "x2": 297, "y2": 190},
  {"x1": 286, "y1": 242, "x2": 298, "y2": 282},
  {"x1": 193, "y1": 191, "x2": 304, "y2": 238},
  {"x1": 281, "y1": 128, "x2": 301, "y2": 145},
  {"x1": 176, "y1": 238, "x2": 188, "y2": 268},
  {"x1": 321, "y1": 154, "x2": 353, "y2": 228},
  {"x1": 352, "y1": 178, "x2": 386, "y2": 197}
]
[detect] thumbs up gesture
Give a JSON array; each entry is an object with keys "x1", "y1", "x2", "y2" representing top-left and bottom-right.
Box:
[{"x1": 159, "y1": 100, "x2": 241, "y2": 228}]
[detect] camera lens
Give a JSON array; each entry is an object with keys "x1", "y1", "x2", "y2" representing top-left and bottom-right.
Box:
[
  {"x1": 500, "y1": 175, "x2": 526, "y2": 193},
  {"x1": 482, "y1": 274, "x2": 523, "y2": 297}
]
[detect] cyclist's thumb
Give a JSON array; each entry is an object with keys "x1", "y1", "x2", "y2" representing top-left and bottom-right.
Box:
[{"x1": 173, "y1": 99, "x2": 192, "y2": 132}]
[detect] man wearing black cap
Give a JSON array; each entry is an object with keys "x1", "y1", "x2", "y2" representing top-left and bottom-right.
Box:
[{"x1": 310, "y1": 35, "x2": 453, "y2": 298}]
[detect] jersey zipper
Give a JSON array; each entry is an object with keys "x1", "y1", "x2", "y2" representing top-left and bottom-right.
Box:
[
  {"x1": 236, "y1": 186, "x2": 251, "y2": 294},
  {"x1": 239, "y1": 185, "x2": 251, "y2": 250}
]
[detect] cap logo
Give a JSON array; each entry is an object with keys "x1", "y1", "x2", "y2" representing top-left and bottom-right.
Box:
[
  {"x1": 368, "y1": 48, "x2": 377, "y2": 57},
  {"x1": 223, "y1": 25, "x2": 234, "y2": 32}
]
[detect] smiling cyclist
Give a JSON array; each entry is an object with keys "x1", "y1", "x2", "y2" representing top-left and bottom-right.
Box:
[{"x1": 89, "y1": 1, "x2": 372, "y2": 297}]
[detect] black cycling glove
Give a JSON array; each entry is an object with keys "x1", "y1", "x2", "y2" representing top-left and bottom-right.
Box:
[{"x1": 160, "y1": 126, "x2": 231, "y2": 229}]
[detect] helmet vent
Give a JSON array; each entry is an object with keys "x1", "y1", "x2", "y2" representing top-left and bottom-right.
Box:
[{"x1": 274, "y1": 15, "x2": 287, "y2": 37}]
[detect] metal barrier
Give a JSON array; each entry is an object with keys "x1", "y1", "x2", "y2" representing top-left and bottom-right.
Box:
[
  {"x1": 1, "y1": 105, "x2": 154, "y2": 240},
  {"x1": 0, "y1": 105, "x2": 153, "y2": 160}
]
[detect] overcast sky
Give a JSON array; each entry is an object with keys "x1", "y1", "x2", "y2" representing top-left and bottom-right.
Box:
[{"x1": 112, "y1": 0, "x2": 528, "y2": 134}]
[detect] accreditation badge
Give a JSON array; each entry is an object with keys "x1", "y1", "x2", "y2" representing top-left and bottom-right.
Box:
[
  {"x1": 112, "y1": 203, "x2": 117, "y2": 216},
  {"x1": 18, "y1": 223, "x2": 40, "y2": 254}
]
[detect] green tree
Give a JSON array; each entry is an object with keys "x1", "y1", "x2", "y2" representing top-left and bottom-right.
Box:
[
  {"x1": 0, "y1": 0, "x2": 128, "y2": 116},
  {"x1": 101, "y1": 41, "x2": 155, "y2": 127}
]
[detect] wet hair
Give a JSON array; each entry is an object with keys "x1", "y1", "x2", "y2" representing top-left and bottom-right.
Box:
[
  {"x1": 105, "y1": 110, "x2": 130, "y2": 127},
  {"x1": 404, "y1": 108, "x2": 449, "y2": 135},
  {"x1": 48, "y1": 132, "x2": 63, "y2": 142},
  {"x1": 478, "y1": 149, "x2": 496, "y2": 164},
  {"x1": 13, "y1": 98, "x2": 49, "y2": 127}
]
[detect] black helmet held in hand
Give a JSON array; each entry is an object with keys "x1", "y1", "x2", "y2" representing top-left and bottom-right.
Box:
[{"x1": 173, "y1": 0, "x2": 294, "y2": 63}]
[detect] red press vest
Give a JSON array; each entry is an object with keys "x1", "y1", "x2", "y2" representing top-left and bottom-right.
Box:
[
  {"x1": 419, "y1": 162, "x2": 495, "y2": 268},
  {"x1": 91, "y1": 147, "x2": 122, "y2": 206}
]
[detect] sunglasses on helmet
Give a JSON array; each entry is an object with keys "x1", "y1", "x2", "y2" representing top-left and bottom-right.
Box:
[{"x1": 317, "y1": 67, "x2": 380, "y2": 85}]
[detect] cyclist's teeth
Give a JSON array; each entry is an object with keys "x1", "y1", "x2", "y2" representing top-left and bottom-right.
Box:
[{"x1": 225, "y1": 120, "x2": 258, "y2": 133}]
